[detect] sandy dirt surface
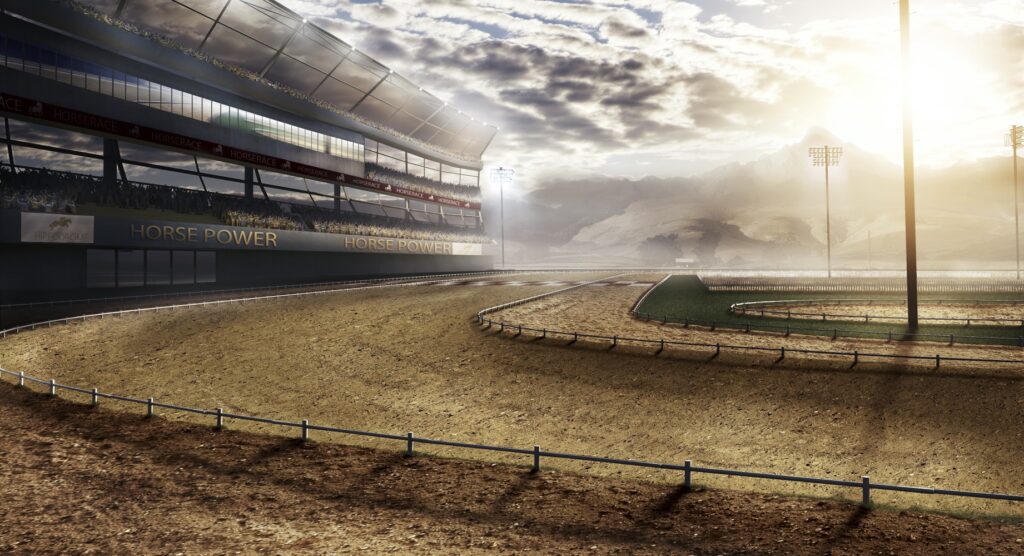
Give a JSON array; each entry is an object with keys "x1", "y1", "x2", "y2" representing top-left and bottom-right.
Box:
[
  {"x1": 7, "y1": 385, "x2": 1024, "y2": 555},
  {"x1": 743, "y1": 302, "x2": 1024, "y2": 326},
  {"x1": 2, "y1": 271, "x2": 1024, "y2": 521}
]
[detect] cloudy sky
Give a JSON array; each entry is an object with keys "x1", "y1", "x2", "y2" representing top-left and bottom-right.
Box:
[{"x1": 278, "y1": 0, "x2": 1024, "y2": 195}]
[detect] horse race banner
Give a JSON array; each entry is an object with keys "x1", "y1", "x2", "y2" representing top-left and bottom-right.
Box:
[{"x1": 20, "y1": 213, "x2": 94, "y2": 244}]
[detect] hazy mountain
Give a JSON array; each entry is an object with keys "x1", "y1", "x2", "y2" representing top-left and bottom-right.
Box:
[{"x1": 492, "y1": 128, "x2": 1019, "y2": 269}]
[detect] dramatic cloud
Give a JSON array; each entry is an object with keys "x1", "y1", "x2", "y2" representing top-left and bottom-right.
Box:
[{"x1": 281, "y1": 0, "x2": 1023, "y2": 196}]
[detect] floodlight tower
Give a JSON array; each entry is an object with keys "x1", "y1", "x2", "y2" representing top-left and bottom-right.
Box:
[
  {"x1": 490, "y1": 167, "x2": 515, "y2": 268},
  {"x1": 900, "y1": 0, "x2": 919, "y2": 329},
  {"x1": 1009, "y1": 125, "x2": 1023, "y2": 279},
  {"x1": 808, "y1": 145, "x2": 842, "y2": 278}
]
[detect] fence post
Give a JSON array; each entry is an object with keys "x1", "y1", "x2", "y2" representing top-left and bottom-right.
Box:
[
  {"x1": 18, "y1": 371, "x2": 24, "y2": 387},
  {"x1": 659, "y1": 339, "x2": 665, "y2": 352},
  {"x1": 92, "y1": 388, "x2": 99, "y2": 406},
  {"x1": 215, "y1": 407, "x2": 223, "y2": 430},
  {"x1": 949, "y1": 334, "x2": 954, "y2": 346},
  {"x1": 573, "y1": 332, "x2": 578, "y2": 343},
  {"x1": 715, "y1": 343, "x2": 720, "y2": 357},
  {"x1": 299, "y1": 419, "x2": 309, "y2": 442},
  {"x1": 780, "y1": 346, "x2": 785, "y2": 360},
  {"x1": 542, "y1": 328, "x2": 547, "y2": 339},
  {"x1": 531, "y1": 445, "x2": 542, "y2": 473},
  {"x1": 861, "y1": 476, "x2": 871, "y2": 507},
  {"x1": 406, "y1": 432, "x2": 414, "y2": 457},
  {"x1": 785, "y1": 325, "x2": 790, "y2": 336},
  {"x1": 147, "y1": 397, "x2": 154, "y2": 418},
  {"x1": 612, "y1": 335, "x2": 617, "y2": 348},
  {"x1": 935, "y1": 354, "x2": 941, "y2": 368},
  {"x1": 853, "y1": 351, "x2": 858, "y2": 366},
  {"x1": 684, "y1": 460, "x2": 692, "y2": 492},
  {"x1": 49, "y1": 379, "x2": 56, "y2": 397}
]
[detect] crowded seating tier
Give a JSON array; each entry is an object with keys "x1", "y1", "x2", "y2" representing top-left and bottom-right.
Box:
[{"x1": 365, "y1": 163, "x2": 481, "y2": 204}]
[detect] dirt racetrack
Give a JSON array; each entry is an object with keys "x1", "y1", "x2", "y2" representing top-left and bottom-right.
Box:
[
  {"x1": 8, "y1": 384, "x2": 1024, "y2": 555},
  {"x1": 3, "y1": 272, "x2": 1024, "y2": 520}
]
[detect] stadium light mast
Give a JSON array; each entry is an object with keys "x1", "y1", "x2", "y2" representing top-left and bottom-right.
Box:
[
  {"x1": 808, "y1": 145, "x2": 842, "y2": 278},
  {"x1": 900, "y1": 0, "x2": 919, "y2": 329},
  {"x1": 1008, "y1": 125, "x2": 1023, "y2": 279},
  {"x1": 490, "y1": 167, "x2": 515, "y2": 268}
]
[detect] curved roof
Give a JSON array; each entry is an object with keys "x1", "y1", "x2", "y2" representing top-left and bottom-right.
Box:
[{"x1": 79, "y1": 0, "x2": 497, "y2": 161}]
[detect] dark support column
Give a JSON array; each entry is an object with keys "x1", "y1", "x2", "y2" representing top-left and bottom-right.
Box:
[
  {"x1": 103, "y1": 138, "x2": 119, "y2": 189},
  {"x1": 244, "y1": 166, "x2": 254, "y2": 200},
  {"x1": 4, "y1": 118, "x2": 15, "y2": 169},
  {"x1": 333, "y1": 183, "x2": 341, "y2": 214}
]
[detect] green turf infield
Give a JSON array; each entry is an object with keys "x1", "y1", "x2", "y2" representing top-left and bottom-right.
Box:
[{"x1": 635, "y1": 275, "x2": 1024, "y2": 346}]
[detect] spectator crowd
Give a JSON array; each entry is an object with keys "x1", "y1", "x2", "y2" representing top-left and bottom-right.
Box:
[{"x1": 366, "y1": 163, "x2": 481, "y2": 204}]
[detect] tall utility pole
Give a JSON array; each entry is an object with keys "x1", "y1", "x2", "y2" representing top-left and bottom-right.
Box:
[
  {"x1": 900, "y1": 0, "x2": 919, "y2": 329},
  {"x1": 1010, "y1": 125, "x2": 1022, "y2": 279},
  {"x1": 809, "y1": 145, "x2": 842, "y2": 278},
  {"x1": 490, "y1": 167, "x2": 515, "y2": 268}
]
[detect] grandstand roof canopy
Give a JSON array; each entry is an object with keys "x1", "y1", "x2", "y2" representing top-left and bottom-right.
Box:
[{"x1": 79, "y1": 0, "x2": 497, "y2": 161}]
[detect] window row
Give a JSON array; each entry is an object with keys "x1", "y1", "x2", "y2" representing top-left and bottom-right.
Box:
[
  {"x1": 0, "y1": 34, "x2": 365, "y2": 163},
  {"x1": 365, "y1": 139, "x2": 480, "y2": 187},
  {"x1": 86, "y1": 249, "x2": 216, "y2": 288}
]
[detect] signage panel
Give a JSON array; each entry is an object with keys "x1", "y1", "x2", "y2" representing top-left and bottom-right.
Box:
[{"x1": 20, "y1": 213, "x2": 94, "y2": 244}]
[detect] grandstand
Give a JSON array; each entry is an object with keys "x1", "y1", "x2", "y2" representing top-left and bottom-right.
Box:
[{"x1": 0, "y1": 0, "x2": 496, "y2": 301}]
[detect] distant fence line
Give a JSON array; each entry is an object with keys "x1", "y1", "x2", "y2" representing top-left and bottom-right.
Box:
[
  {"x1": 475, "y1": 277, "x2": 1024, "y2": 366},
  {"x1": 731, "y1": 299, "x2": 1024, "y2": 327},
  {"x1": 0, "y1": 270, "x2": 527, "y2": 311},
  {"x1": 701, "y1": 276, "x2": 1024, "y2": 294}
]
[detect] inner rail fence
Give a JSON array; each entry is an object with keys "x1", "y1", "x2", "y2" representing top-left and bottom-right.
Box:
[
  {"x1": 645, "y1": 309, "x2": 1024, "y2": 347},
  {"x1": 3, "y1": 364, "x2": 1023, "y2": 508},
  {"x1": 473, "y1": 276, "x2": 1024, "y2": 366},
  {"x1": 731, "y1": 299, "x2": 1024, "y2": 327},
  {"x1": 701, "y1": 276, "x2": 1024, "y2": 294}
]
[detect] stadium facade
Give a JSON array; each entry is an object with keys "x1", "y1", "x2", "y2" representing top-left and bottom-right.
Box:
[{"x1": 0, "y1": 0, "x2": 496, "y2": 302}]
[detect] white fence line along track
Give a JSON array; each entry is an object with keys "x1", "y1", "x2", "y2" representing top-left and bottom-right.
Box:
[
  {"x1": 700, "y1": 275, "x2": 1024, "y2": 294},
  {"x1": 2, "y1": 270, "x2": 1024, "y2": 509},
  {"x1": 731, "y1": 299, "x2": 1024, "y2": 327},
  {"x1": 0, "y1": 270, "x2": 528, "y2": 311}
]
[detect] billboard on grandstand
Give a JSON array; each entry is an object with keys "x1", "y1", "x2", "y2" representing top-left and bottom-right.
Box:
[{"x1": 20, "y1": 213, "x2": 94, "y2": 244}]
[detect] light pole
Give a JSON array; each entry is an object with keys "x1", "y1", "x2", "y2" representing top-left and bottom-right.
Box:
[
  {"x1": 1009, "y1": 125, "x2": 1022, "y2": 279},
  {"x1": 900, "y1": 0, "x2": 919, "y2": 329},
  {"x1": 809, "y1": 145, "x2": 842, "y2": 278},
  {"x1": 490, "y1": 167, "x2": 515, "y2": 268}
]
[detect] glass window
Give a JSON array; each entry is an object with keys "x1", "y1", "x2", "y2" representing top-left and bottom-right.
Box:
[
  {"x1": 172, "y1": 251, "x2": 195, "y2": 285},
  {"x1": 86, "y1": 249, "x2": 116, "y2": 288},
  {"x1": 117, "y1": 249, "x2": 145, "y2": 287},
  {"x1": 146, "y1": 250, "x2": 171, "y2": 285},
  {"x1": 196, "y1": 251, "x2": 216, "y2": 283}
]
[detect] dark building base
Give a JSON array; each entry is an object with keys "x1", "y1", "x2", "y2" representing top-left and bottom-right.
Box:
[{"x1": 0, "y1": 243, "x2": 492, "y2": 304}]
